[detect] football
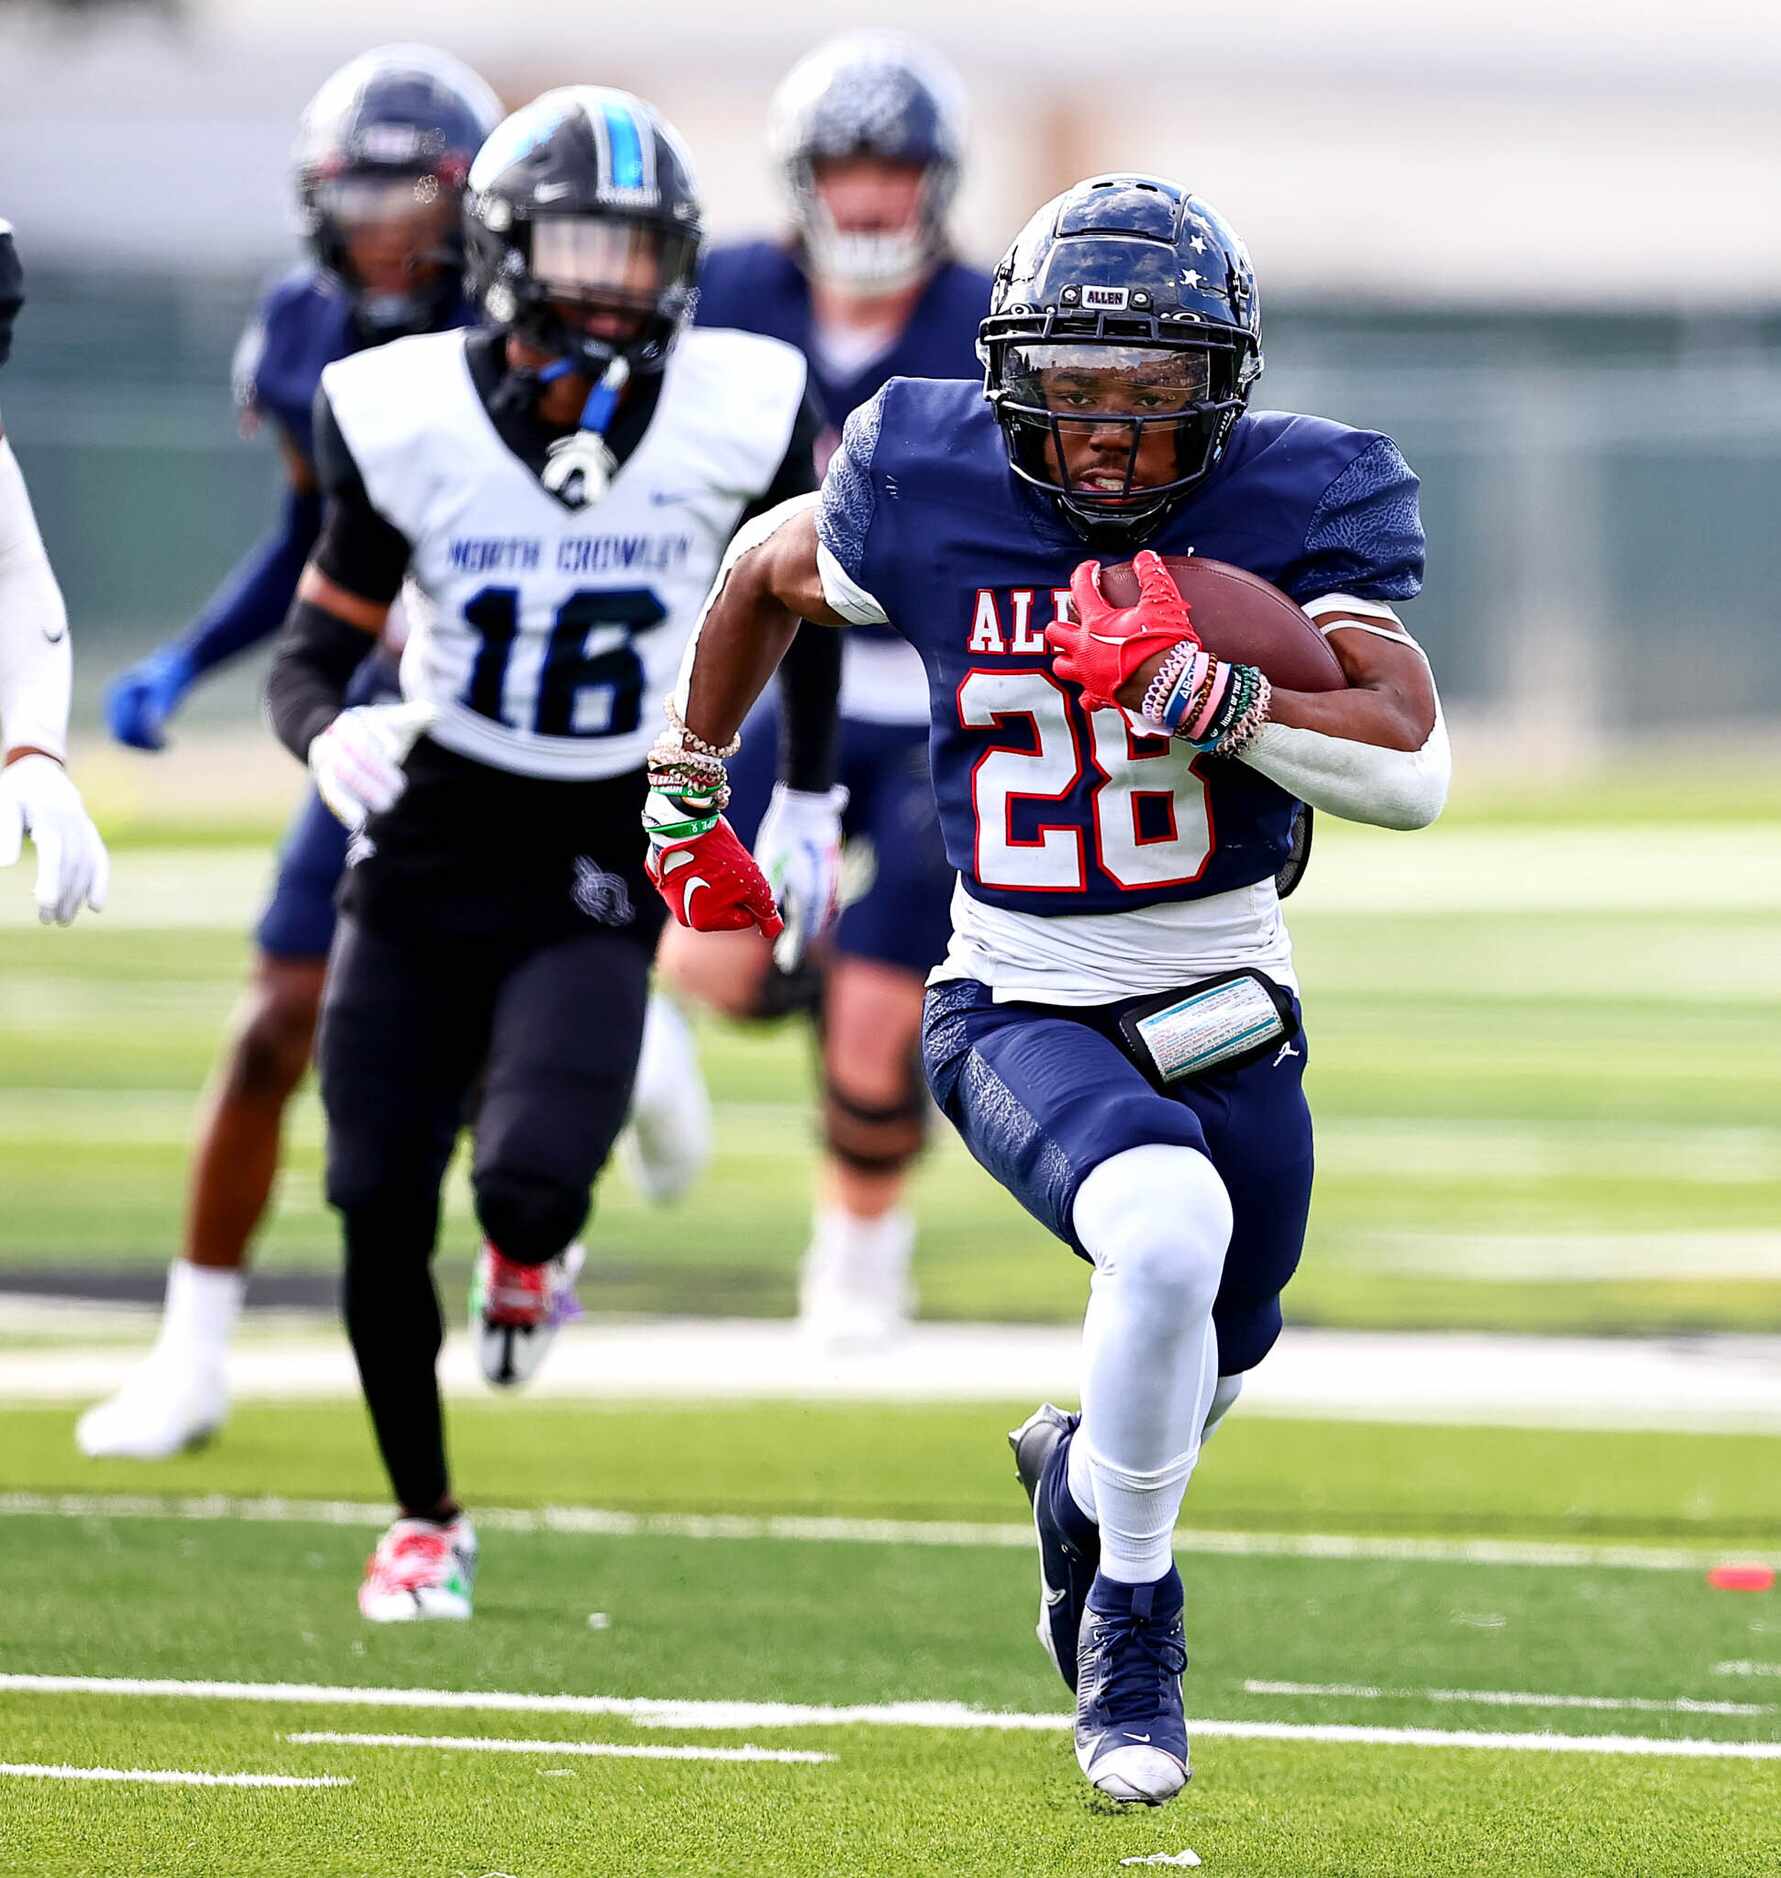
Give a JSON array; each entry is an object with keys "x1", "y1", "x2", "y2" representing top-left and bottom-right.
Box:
[{"x1": 1096, "y1": 555, "x2": 1346, "y2": 692}]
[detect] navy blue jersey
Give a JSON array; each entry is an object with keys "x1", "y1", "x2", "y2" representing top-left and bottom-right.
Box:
[
  {"x1": 233, "y1": 268, "x2": 474, "y2": 466},
  {"x1": 817, "y1": 378, "x2": 1424, "y2": 917},
  {"x1": 694, "y1": 239, "x2": 991, "y2": 437}
]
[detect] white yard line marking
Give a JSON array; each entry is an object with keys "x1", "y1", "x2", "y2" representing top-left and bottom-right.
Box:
[
  {"x1": 285, "y1": 1731, "x2": 832, "y2": 1766},
  {"x1": 1246, "y1": 1680, "x2": 1774, "y2": 1718},
  {"x1": 7, "y1": 1676, "x2": 1781, "y2": 1759},
  {"x1": 0, "y1": 1675, "x2": 1067, "y2": 1734},
  {"x1": 0, "y1": 1762, "x2": 349, "y2": 1789},
  {"x1": 1716, "y1": 1662, "x2": 1781, "y2": 1679},
  {"x1": 0, "y1": 1491, "x2": 1763, "y2": 1575}
]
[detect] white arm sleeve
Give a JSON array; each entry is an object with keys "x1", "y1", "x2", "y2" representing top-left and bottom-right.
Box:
[
  {"x1": 0, "y1": 434, "x2": 71, "y2": 759},
  {"x1": 1237, "y1": 615, "x2": 1450, "y2": 831}
]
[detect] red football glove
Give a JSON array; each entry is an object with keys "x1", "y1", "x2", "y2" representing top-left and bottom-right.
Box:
[
  {"x1": 1047, "y1": 549, "x2": 1202, "y2": 712},
  {"x1": 645, "y1": 808, "x2": 785, "y2": 941}
]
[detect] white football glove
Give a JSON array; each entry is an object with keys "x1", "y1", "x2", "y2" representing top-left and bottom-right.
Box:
[
  {"x1": 308, "y1": 700, "x2": 435, "y2": 832},
  {"x1": 753, "y1": 781, "x2": 848, "y2": 972},
  {"x1": 0, "y1": 752, "x2": 109, "y2": 925}
]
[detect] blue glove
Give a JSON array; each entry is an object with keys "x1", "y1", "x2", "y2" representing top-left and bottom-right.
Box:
[{"x1": 105, "y1": 646, "x2": 198, "y2": 752}]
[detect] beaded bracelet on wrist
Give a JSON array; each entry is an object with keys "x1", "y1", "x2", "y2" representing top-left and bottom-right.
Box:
[{"x1": 662, "y1": 697, "x2": 741, "y2": 761}]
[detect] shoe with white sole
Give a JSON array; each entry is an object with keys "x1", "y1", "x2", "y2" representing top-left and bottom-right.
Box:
[
  {"x1": 797, "y1": 1206, "x2": 916, "y2": 1350},
  {"x1": 470, "y1": 1240, "x2": 583, "y2": 1388},
  {"x1": 358, "y1": 1514, "x2": 478, "y2": 1622},
  {"x1": 1009, "y1": 1403, "x2": 1099, "y2": 1691},
  {"x1": 75, "y1": 1358, "x2": 227, "y2": 1460},
  {"x1": 1074, "y1": 1567, "x2": 1191, "y2": 1806},
  {"x1": 619, "y1": 994, "x2": 712, "y2": 1205}
]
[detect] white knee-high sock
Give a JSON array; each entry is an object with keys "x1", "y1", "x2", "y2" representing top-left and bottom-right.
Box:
[{"x1": 1065, "y1": 1143, "x2": 1233, "y2": 1584}]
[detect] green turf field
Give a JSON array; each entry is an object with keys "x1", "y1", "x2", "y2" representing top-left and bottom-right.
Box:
[
  {"x1": 3, "y1": 768, "x2": 1779, "y2": 1871},
  {"x1": 0, "y1": 1401, "x2": 1776, "y2": 1877},
  {"x1": 5, "y1": 774, "x2": 1778, "y2": 1337}
]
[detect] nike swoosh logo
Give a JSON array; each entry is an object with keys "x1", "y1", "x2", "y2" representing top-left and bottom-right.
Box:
[
  {"x1": 533, "y1": 181, "x2": 573, "y2": 202},
  {"x1": 1122, "y1": 1732, "x2": 1152, "y2": 1743},
  {"x1": 1084, "y1": 630, "x2": 1129, "y2": 644},
  {"x1": 1043, "y1": 1584, "x2": 1068, "y2": 1608},
  {"x1": 650, "y1": 489, "x2": 695, "y2": 507},
  {"x1": 683, "y1": 877, "x2": 710, "y2": 916}
]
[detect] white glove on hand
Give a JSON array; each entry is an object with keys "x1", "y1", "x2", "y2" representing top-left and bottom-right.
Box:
[
  {"x1": 753, "y1": 781, "x2": 848, "y2": 972},
  {"x1": 0, "y1": 753, "x2": 109, "y2": 925},
  {"x1": 308, "y1": 700, "x2": 435, "y2": 832}
]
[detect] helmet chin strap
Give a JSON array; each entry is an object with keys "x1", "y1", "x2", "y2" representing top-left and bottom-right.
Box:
[{"x1": 536, "y1": 354, "x2": 631, "y2": 510}]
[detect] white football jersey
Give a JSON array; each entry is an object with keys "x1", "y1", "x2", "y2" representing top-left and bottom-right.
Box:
[{"x1": 321, "y1": 326, "x2": 809, "y2": 780}]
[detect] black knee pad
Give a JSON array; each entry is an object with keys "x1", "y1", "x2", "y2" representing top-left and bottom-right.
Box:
[
  {"x1": 821, "y1": 1074, "x2": 929, "y2": 1176},
  {"x1": 473, "y1": 1168, "x2": 587, "y2": 1267}
]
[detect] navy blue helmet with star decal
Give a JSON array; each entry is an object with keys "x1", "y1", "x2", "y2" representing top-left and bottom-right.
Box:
[
  {"x1": 293, "y1": 45, "x2": 501, "y2": 338},
  {"x1": 978, "y1": 174, "x2": 1264, "y2": 542},
  {"x1": 768, "y1": 32, "x2": 966, "y2": 293},
  {"x1": 465, "y1": 86, "x2": 703, "y2": 380}
]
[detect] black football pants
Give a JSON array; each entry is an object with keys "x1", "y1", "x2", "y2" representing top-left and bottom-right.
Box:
[{"x1": 318, "y1": 913, "x2": 649, "y2": 1516}]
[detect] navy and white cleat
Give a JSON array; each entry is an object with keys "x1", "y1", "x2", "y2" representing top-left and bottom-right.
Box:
[
  {"x1": 1074, "y1": 1568, "x2": 1191, "y2": 1806},
  {"x1": 1008, "y1": 1403, "x2": 1100, "y2": 1692}
]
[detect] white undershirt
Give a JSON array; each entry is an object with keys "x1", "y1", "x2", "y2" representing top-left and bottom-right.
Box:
[
  {"x1": 930, "y1": 875, "x2": 1298, "y2": 1005},
  {"x1": 813, "y1": 552, "x2": 1396, "y2": 1004}
]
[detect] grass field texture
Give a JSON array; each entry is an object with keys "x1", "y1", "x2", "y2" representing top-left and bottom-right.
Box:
[
  {"x1": 4, "y1": 771, "x2": 1779, "y2": 1338},
  {"x1": 1, "y1": 1401, "x2": 1777, "y2": 1877}
]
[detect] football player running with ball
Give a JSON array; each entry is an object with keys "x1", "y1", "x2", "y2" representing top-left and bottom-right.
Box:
[
  {"x1": 0, "y1": 217, "x2": 108, "y2": 926},
  {"x1": 659, "y1": 33, "x2": 992, "y2": 1346},
  {"x1": 649, "y1": 175, "x2": 1449, "y2": 1804},
  {"x1": 80, "y1": 47, "x2": 502, "y2": 1461},
  {"x1": 264, "y1": 89, "x2": 831, "y2": 1621}
]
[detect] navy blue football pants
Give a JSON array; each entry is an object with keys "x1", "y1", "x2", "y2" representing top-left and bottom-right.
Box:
[{"x1": 921, "y1": 976, "x2": 1314, "y2": 1376}]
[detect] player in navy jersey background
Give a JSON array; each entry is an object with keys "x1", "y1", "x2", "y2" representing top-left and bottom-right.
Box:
[
  {"x1": 646, "y1": 173, "x2": 1449, "y2": 1807},
  {"x1": 78, "y1": 46, "x2": 502, "y2": 1462},
  {"x1": 660, "y1": 32, "x2": 993, "y2": 1347}
]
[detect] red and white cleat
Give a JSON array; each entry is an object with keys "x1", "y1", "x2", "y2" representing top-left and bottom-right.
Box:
[
  {"x1": 470, "y1": 1240, "x2": 584, "y2": 1388},
  {"x1": 358, "y1": 1514, "x2": 478, "y2": 1623}
]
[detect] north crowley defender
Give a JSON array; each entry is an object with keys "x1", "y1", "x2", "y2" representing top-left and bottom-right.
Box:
[
  {"x1": 80, "y1": 44, "x2": 500, "y2": 1467},
  {"x1": 647, "y1": 173, "x2": 1449, "y2": 1807},
  {"x1": 264, "y1": 87, "x2": 831, "y2": 1625}
]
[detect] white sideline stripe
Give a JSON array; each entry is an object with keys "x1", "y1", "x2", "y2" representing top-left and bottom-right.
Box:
[
  {"x1": 1246, "y1": 1679, "x2": 1774, "y2": 1718},
  {"x1": 5, "y1": 1679, "x2": 1775, "y2": 1764},
  {"x1": 0, "y1": 1491, "x2": 1763, "y2": 1574},
  {"x1": 0, "y1": 1674, "x2": 1066, "y2": 1734},
  {"x1": 0, "y1": 1761, "x2": 349, "y2": 1789},
  {"x1": 285, "y1": 1731, "x2": 833, "y2": 1766}
]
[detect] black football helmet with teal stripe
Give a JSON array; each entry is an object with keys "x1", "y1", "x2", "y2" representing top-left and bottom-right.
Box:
[
  {"x1": 979, "y1": 174, "x2": 1263, "y2": 541},
  {"x1": 465, "y1": 87, "x2": 703, "y2": 379}
]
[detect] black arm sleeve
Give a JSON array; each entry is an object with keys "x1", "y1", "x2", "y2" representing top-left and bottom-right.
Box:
[
  {"x1": 263, "y1": 386, "x2": 409, "y2": 761},
  {"x1": 265, "y1": 599, "x2": 380, "y2": 761},
  {"x1": 737, "y1": 386, "x2": 842, "y2": 794},
  {"x1": 309, "y1": 384, "x2": 414, "y2": 604}
]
